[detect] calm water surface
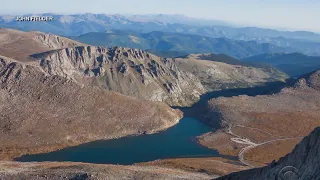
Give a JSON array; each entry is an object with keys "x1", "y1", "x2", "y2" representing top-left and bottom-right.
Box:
[{"x1": 17, "y1": 117, "x2": 220, "y2": 165}]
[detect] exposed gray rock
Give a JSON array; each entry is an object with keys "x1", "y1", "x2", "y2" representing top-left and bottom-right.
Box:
[{"x1": 34, "y1": 46, "x2": 205, "y2": 106}]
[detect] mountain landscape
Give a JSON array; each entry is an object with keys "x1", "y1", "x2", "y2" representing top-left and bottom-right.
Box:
[
  {"x1": 1, "y1": 7, "x2": 320, "y2": 180},
  {"x1": 242, "y1": 53, "x2": 320, "y2": 77},
  {"x1": 0, "y1": 29, "x2": 286, "y2": 107},
  {"x1": 252, "y1": 36, "x2": 320, "y2": 56},
  {"x1": 199, "y1": 69, "x2": 320, "y2": 168},
  {"x1": 174, "y1": 54, "x2": 287, "y2": 92},
  {"x1": 0, "y1": 54, "x2": 183, "y2": 160},
  {"x1": 70, "y1": 30, "x2": 295, "y2": 59},
  {"x1": 0, "y1": 28, "x2": 85, "y2": 62},
  {"x1": 1, "y1": 122, "x2": 319, "y2": 179},
  {"x1": 2, "y1": 13, "x2": 320, "y2": 57},
  {"x1": 2, "y1": 13, "x2": 320, "y2": 42},
  {"x1": 31, "y1": 45, "x2": 205, "y2": 106}
]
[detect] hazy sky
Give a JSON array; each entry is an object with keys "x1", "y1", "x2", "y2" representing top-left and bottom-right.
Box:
[{"x1": 1, "y1": 0, "x2": 319, "y2": 32}]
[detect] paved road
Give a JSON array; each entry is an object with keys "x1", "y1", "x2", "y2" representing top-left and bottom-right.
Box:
[{"x1": 227, "y1": 125, "x2": 304, "y2": 167}]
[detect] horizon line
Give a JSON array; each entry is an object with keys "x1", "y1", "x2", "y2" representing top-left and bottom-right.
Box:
[{"x1": 0, "y1": 12, "x2": 319, "y2": 34}]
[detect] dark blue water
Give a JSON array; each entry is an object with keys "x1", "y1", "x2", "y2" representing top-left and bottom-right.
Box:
[{"x1": 16, "y1": 117, "x2": 220, "y2": 165}]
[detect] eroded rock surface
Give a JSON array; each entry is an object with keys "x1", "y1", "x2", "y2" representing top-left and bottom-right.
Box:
[{"x1": 34, "y1": 46, "x2": 205, "y2": 106}]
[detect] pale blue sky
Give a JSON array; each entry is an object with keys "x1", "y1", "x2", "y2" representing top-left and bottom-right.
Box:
[{"x1": 1, "y1": 0, "x2": 320, "y2": 32}]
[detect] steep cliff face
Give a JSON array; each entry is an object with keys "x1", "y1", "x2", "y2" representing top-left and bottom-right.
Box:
[
  {"x1": 0, "y1": 55, "x2": 182, "y2": 160},
  {"x1": 217, "y1": 127, "x2": 320, "y2": 180},
  {"x1": 33, "y1": 46, "x2": 205, "y2": 106}
]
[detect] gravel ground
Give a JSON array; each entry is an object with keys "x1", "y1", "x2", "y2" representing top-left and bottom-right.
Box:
[{"x1": 0, "y1": 161, "x2": 216, "y2": 180}]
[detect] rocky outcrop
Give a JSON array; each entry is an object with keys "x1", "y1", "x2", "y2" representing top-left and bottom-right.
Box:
[
  {"x1": 297, "y1": 70, "x2": 320, "y2": 90},
  {"x1": 33, "y1": 46, "x2": 205, "y2": 106},
  {"x1": 0, "y1": 55, "x2": 182, "y2": 160},
  {"x1": 217, "y1": 127, "x2": 320, "y2": 180},
  {"x1": 31, "y1": 31, "x2": 84, "y2": 49},
  {"x1": 0, "y1": 29, "x2": 290, "y2": 107}
]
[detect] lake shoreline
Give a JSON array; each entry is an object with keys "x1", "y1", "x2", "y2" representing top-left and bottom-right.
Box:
[{"x1": 15, "y1": 118, "x2": 223, "y2": 165}]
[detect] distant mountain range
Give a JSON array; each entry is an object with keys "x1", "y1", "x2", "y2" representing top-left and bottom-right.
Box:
[
  {"x1": 249, "y1": 36, "x2": 320, "y2": 56},
  {"x1": 1, "y1": 13, "x2": 319, "y2": 41},
  {"x1": 1, "y1": 13, "x2": 320, "y2": 56},
  {"x1": 1, "y1": 13, "x2": 234, "y2": 36},
  {"x1": 2, "y1": 13, "x2": 320, "y2": 57},
  {"x1": 242, "y1": 53, "x2": 320, "y2": 77},
  {"x1": 70, "y1": 30, "x2": 295, "y2": 59}
]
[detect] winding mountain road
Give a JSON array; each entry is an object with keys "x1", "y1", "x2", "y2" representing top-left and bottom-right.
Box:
[{"x1": 226, "y1": 125, "x2": 304, "y2": 167}]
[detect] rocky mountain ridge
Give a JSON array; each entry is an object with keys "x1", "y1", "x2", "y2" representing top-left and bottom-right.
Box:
[
  {"x1": 0, "y1": 28, "x2": 85, "y2": 62},
  {"x1": 31, "y1": 44, "x2": 289, "y2": 106},
  {"x1": 70, "y1": 30, "x2": 295, "y2": 59},
  {"x1": 32, "y1": 46, "x2": 205, "y2": 106},
  {"x1": 0, "y1": 55, "x2": 182, "y2": 160}
]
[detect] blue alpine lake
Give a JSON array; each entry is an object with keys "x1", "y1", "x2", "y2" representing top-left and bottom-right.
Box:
[{"x1": 16, "y1": 117, "x2": 222, "y2": 165}]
